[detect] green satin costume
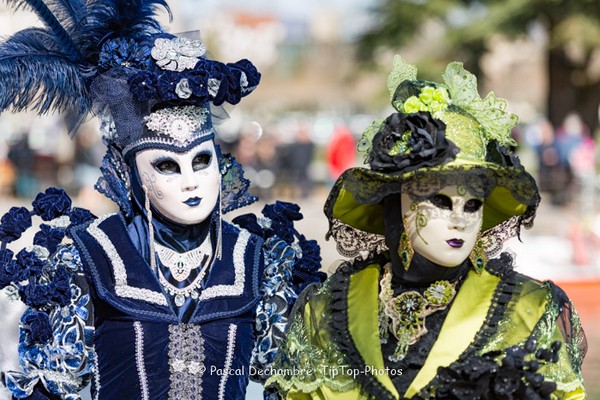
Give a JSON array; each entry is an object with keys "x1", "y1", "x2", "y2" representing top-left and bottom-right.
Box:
[{"x1": 265, "y1": 255, "x2": 586, "y2": 399}]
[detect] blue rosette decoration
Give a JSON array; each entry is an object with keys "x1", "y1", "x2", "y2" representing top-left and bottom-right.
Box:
[
  {"x1": 0, "y1": 188, "x2": 96, "y2": 399},
  {"x1": 233, "y1": 201, "x2": 326, "y2": 381}
]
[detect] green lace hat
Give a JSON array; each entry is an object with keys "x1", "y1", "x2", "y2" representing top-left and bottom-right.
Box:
[{"x1": 324, "y1": 56, "x2": 540, "y2": 256}]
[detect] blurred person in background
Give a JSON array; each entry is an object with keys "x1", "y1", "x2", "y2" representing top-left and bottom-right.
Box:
[
  {"x1": 553, "y1": 112, "x2": 590, "y2": 206},
  {"x1": 326, "y1": 123, "x2": 356, "y2": 182},
  {"x1": 288, "y1": 122, "x2": 315, "y2": 199},
  {"x1": 6, "y1": 132, "x2": 38, "y2": 199},
  {"x1": 72, "y1": 123, "x2": 104, "y2": 208},
  {"x1": 0, "y1": 146, "x2": 15, "y2": 195},
  {"x1": 253, "y1": 128, "x2": 278, "y2": 200},
  {"x1": 273, "y1": 121, "x2": 315, "y2": 200},
  {"x1": 531, "y1": 117, "x2": 568, "y2": 206}
]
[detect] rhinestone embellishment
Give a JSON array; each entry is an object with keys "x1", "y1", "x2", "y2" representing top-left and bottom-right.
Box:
[{"x1": 144, "y1": 106, "x2": 210, "y2": 145}]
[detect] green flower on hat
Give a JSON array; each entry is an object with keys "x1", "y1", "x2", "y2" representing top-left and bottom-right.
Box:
[{"x1": 402, "y1": 86, "x2": 451, "y2": 114}]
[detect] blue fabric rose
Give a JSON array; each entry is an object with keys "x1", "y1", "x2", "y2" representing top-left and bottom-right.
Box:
[
  {"x1": 293, "y1": 236, "x2": 325, "y2": 292},
  {"x1": 23, "y1": 310, "x2": 53, "y2": 344},
  {"x1": 187, "y1": 69, "x2": 209, "y2": 98},
  {"x1": 262, "y1": 202, "x2": 304, "y2": 243},
  {"x1": 298, "y1": 236, "x2": 322, "y2": 269},
  {"x1": 222, "y1": 69, "x2": 242, "y2": 105},
  {"x1": 33, "y1": 225, "x2": 65, "y2": 255},
  {"x1": 69, "y1": 207, "x2": 95, "y2": 227},
  {"x1": 0, "y1": 248, "x2": 20, "y2": 287},
  {"x1": 99, "y1": 38, "x2": 151, "y2": 70},
  {"x1": 228, "y1": 59, "x2": 261, "y2": 89},
  {"x1": 32, "y1": 188, "x2": 72, "y2": 221},
  {"x1": 265, "y1": 201, "x2": 303, "y2": 222},
  {"x1": 197, "y1": 59, "x2": 228, "y2": 105},
  {"x1": 51, "y1": 266, "x2": 71, "y2": 307},
  {"x1": 128, "y1": 71, "x2": 158, "y2": 101},
  {"x1": 232, "y1": 214, "x2": 265, "y2": 238},
  {"x1": 0, "y1": 206, "x2": 32, "y2": 243},
  {"x1": 157, "y1": 70, "x2": 180, "y2": 101},
  {"x1": 20, "y1": 282, "x2": 52, "y2": 309},
  {"x1": 16, "y1": 249, "x2": 45, "y2": 278}
]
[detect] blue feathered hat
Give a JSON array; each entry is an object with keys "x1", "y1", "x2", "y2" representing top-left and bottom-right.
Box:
[
  {"x1": 0, "y1": 0, "x2": 261, "y2": 215},
  {"x1": 0, "y1": 0, "x2": 260, "y2": 152}
]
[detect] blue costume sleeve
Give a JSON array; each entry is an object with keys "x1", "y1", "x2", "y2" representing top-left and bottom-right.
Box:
[
  {"x1": 0, "y1": 188, "x2": 96, "y2": 400},
  {"x1": 233, "y1": 201, "x2": 327, "y2": 383}
]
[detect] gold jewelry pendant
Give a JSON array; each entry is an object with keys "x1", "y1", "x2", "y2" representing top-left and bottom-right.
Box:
[
  {"x1": 469, "y1": 235, "x2": 488, "y2": 274},
  {"x1": 398, "y1": 230, "x2": 414, "y2": 271}
]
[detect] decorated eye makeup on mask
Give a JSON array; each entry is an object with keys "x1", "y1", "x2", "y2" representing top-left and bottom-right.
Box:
[
  {"x1": 428, "y1": 194, "x2": 483, "y2": 213},
  {"x1": 152, "y1": 157, "x2": 179, "y2": 174},
  {"x1": 192, "y1": 152, "x2": 212, "y2": 171},
  {"x1": 152, "y1": 150, "x2": 213, "y2": 175},
  {"x1": 136, "y1": 141, "x2": 221, "y2": 225},
  {"x1": 401, "y1": 186, "x2": 484, "y2": 267}
]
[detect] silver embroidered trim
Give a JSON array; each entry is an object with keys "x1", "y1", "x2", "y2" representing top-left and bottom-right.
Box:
[
  {"x1": 168, "y1": 324, "x2": 206, "y2": 399},
  {"x1": 144, "y1": 106, "x2": 211, "y2": 146},
  {"x1": 199, "y1": 229, "x2": 249, "y2": 300},
  {"x1": 151, "y1": 37, "x2": 206, "y2": 72},
  {"x1": 133, "y1": 322, "x2": 150, "y2": 400},
  {"x1": 31, "y1": 370, "x2": 81, "y2": 386},
  {"x1": 93, "y1": 345, "x2": 101, "y2": 400},
  {"x1": 218, "y1": 324, "x2": 238, "y2": 400},
  {"x1": 87, "y1": 215, "x2": 168, "y2": 306}
]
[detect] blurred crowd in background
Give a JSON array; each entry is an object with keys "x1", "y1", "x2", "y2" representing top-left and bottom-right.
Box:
[
  {"x1": 0, "y1": 111, "x2": 364, "y2": 202},
  {"x1": 0, "y1": 108, "x2": 597, "y2": 219}
]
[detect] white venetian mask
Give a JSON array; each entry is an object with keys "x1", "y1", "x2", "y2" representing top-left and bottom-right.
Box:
[
  {"x1": 401, "y1": 185, "x2": 483, "y2": 267},
  {"x1": 135, "y1": 140, "x2": 220, "y2": 225}
]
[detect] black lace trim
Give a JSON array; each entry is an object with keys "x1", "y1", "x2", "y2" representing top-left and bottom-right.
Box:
[
  {"x1": 415, "y1": 252, "x2": 519, "y2": 398},
  {"x1": 328, "y1": 254, "x2": 397, "y2": 400},
  {"x1": 459, "y1": 253, "x2": 518, "y2": 359}
]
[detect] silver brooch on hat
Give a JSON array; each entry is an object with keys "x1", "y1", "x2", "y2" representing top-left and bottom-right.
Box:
[
  {"x1": 144, "y1": 106, "x2": 210, "y2": 145},
  {"x1": 151, "y1": 37, "x2": 206, "y2": 72}
]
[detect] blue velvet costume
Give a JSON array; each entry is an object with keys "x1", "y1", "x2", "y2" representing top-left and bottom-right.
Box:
[
  {"x1": 1, "y1": 190, "x2": 323, "y2": 399},
  {"x1": 71, "y1": 215, "x2": 263, "y2": 399}
]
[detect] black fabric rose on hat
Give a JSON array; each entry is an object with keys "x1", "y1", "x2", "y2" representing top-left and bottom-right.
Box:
[{"x1": 369, "y1": 111, "x2": 459, "y2": 174}]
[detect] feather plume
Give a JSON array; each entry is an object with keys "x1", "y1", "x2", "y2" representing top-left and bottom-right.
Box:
[
  {"x1": 4, "y1": 0, "x2": 80, "y2": 61},
  {"x1": 0, "y1": 28, "x2": 90, "y2": 114},
  {"x1": 0, "y1": 0, "x2": 168, "y2": 116},
  {"x1": 42, "y1": 0, "x2": 87, "y2": 39},
  {"x1": 81, "y1": 0, "x2": 170, "y2": 62}
]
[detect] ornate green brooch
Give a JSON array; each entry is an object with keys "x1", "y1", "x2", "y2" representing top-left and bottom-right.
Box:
[{"x1": 378, "y1": 263, "x2": 457, "y2": 362}]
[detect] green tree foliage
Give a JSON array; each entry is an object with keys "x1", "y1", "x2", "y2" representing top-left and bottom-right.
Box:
[{"x1": 357, "y1": 0, "x2": 600, "y2": 132}]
